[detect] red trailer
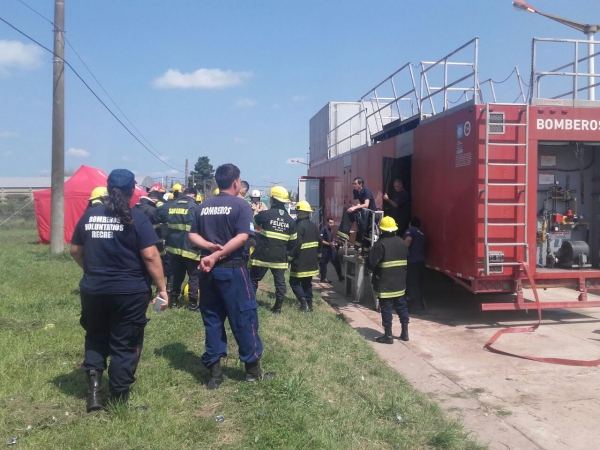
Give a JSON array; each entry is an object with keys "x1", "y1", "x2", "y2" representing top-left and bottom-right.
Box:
[{"x1": 307, "y1": 38, "x2": 600, "y2": 310}]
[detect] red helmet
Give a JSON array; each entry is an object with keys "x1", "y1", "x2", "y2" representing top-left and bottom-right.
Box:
[{"x1": 149, "y1": 183, "x2": 166, "y2": 193}]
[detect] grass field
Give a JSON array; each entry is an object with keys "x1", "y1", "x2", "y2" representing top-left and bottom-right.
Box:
[{"x1": 0, "y1": 229, "x2": 484, "y2": 449}]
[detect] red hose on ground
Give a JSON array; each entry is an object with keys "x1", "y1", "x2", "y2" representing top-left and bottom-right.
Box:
[{"x1": 483, "y1": 262, "x2": 600, "y2": 366}]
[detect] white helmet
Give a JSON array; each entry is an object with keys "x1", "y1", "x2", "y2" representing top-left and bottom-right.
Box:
[{"x1": 250, "y1": 189, "x2": 261, "y2": 198}]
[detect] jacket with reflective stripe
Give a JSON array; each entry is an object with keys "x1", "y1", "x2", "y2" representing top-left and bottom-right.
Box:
[
  {"x1": 289, "y1": 217, "x2": 321, "y2": 278},
  {"x1": 367, "y1": 233, "x2": 408, "y2": 297},
  {"x1": 156, "y1": 196, "x2": 201, "y2": 261},
  {"x1": 250, "y1": 206, "x2": 296, "y2": 269}
]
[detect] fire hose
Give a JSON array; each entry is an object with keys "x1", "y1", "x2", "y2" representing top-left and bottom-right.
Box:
[{"x1": 484, "y1": 262, "x2": 600, "y2": 366}]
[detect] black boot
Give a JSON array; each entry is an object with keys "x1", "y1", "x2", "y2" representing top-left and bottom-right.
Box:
[
  {"x1": 400, "y1": 323, "x2": 409, "y2": 342},
  {"x1": 271, "y1": 299, "x2": 283, "y2": 314},
  {"x1": 245, "y1": 361, "x2": 276, "y2": 382},
  {"x1": 306, "y1": 299, "x2": 314, "y2": 312},
  {"x1": 206, "y1": 361, "x2": 227, "y2": 390},
  {"x1": 86, "y1": 370, "x2": 104, "y2": 413},
  {"x1": 188, "y1": 299, "x2": 199, "y2": 312},
  {"x1": 168, "y1": 294, "x2": 179, "y2": 309},
  {"x1": 375, "y1": 326, "x2": 394, "y2": 344},
  {"x1": 298, "y1": 297, "x2": 309, "y2": 312}
]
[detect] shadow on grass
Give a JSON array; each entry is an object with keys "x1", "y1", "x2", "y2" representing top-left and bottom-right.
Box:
[
  {"x1": 51, "y1": 369, "x2": 87, "y2": 400},
  {"x1": 154, "y1": 343, "x2": 247, "y2": 384}
]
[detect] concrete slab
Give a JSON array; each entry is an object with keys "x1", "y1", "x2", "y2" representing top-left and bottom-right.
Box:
[{"x1": 316, "y1": 265, "x2": 600, "y2": 450}]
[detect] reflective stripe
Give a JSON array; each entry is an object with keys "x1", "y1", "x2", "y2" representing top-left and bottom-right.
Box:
[
  {"x1": 300, "y1": 241, "x2": 319, "y2": 249},
  {"x1": 168, "y1": 223, "x2": 191, "y2": 231},
  {"x1": 248, "y1": 259, "x2": 289, "y2": 269},
  {"x1": 165, "y1": 246, "x2": 201, "y2": 261},
  {"x1": 153, "y1": 223, "x2": 162, "y2": 229},
  {"x1": 290, "y1": 269, "x2": 319, "y2": 278},
  {"x1": 289, "y1": 232, "x2": 298, "y2": 241},
  {"x1": 338, "y1": 231, "x2": 349, "y2": 240},
  {"x1": 379, "y1": 289, "x2": 406, "y2": 298},
  {"x1": 261, "y1": 230, "x2": 292, "y2": 241},
  {"x1": 379, "y1": 260, "x2": 407, "y2": 268}
]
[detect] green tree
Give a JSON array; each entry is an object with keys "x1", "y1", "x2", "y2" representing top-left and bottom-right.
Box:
[{"x1": 188, "y1": 156, "x2": 214, "y2": 188}]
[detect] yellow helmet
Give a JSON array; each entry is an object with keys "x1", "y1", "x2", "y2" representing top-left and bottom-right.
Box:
[
  {"x1": 89, "y1": 186, "x2": 108, "y2": 201},
  {"x1": 168, "y1": 193, "x2": 174, "y2": 201},
  {"x1": 171, "y1": 183, "x2": 183, "y2": 193},
  {"x1": 214, "y1": 188, "x2": 220, "y2": 195},
  {"x1": 270, "y1": 185, "x2": 290, "y2": 203},
  {"x1": 196, "y1": 193, "x2": 203, "y2": 202},
  {"x1": 379, "y1": 216, "x2": 398, "y2": 232},
  {"x1": 296, "y1": 200, "x2": 312, "y2": 212}
]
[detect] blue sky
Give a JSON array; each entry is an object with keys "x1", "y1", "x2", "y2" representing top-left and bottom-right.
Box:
[{"x1": 0, "y1": 0, "x2": 598, "y2": 192}]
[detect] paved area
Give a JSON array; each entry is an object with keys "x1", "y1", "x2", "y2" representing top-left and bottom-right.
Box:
[{"x1": 315, "y1": 268, "x2": 600, "y2": 450}]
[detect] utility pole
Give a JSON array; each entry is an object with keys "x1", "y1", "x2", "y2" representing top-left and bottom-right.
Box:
[
  {"x1": 50, "y1": 0, "x2": 65, "y2": 253},
  {"x1": 165, "y1": 176, "x2": 169, "y2": 191},
  {"x1": 184, "y1": 158, "x2": 188, "y2": 187}
]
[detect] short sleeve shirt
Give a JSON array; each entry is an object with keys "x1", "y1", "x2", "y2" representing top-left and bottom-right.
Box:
[
  {"x1": 191, "y1": 193, "x2": 255, "y2": 260},
  {"x1": 71, "y1": 205, "x2": 161, "y2": 294},
  {"x1": 403, "y1": 226, "x2": 425, "y2": 263},
  {"x1": 353, "y1": 186, "x2": 375, "y2": 209}
]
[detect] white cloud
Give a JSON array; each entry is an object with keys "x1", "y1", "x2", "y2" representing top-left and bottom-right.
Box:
[
  {"x1": 233, "y1": 137, "x2": 247, "y2": 144},
  {"x1": 153, "y1": 68, "x2": 252, "y2": 89},
  {"x1": 0, "y1": 40, "x2": 43, "y2": 74},
  {"x1": 0, "y1": 131, "x2": 19, "y2": 139},
  {"x1": 271, "y1": 104, "x2": 281, "y2": 110},
  {"x1": 292, "y1": 95, "x2": 307, "y2": 103},
  {"x1": 167, "y1": 169, "x2": 179, "y2": 175},
  {"x1": 234, "y1": 98, "x2": 257, "y2": 108},
  {"x1": 158, "y1": 155, "x2": 170, "y2": 162},
  {"x1": 67, "y1": 147, "x2": 90, "y2": 157},
  {"x1": 287, "y1": 157, "x2": 306, "y2": 164}
]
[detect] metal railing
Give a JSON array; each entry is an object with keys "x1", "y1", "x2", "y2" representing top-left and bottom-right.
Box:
[{"x1": 532, "y1": 37, "x2": 600, "y2": 103}]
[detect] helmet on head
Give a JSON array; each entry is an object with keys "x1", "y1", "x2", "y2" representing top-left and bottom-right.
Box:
[
  {"x1": 379, "y1": 216, "x2": 398, "y2": 232},
  {"x1": 296, "y1": 200, "x2": 312, "y2": 212},
  {"x1": 270, "y1": 185, "x2": 290, "y2": 203},
  {"x1": 89, "y1": 186, "x2": 108, "y2": 201},
  {"x1": 149, "y1": 183, "x2": 165, "y2": 193},
  {"x1": 196, "y1": 193, "x2": 203, "y2": 203},
  {"x1": 250, "y1": 189, "x2": 261, "y2": 198},
  {"x1": 214, "y1": 188, "x2": 220, "y2": 195},
  {"x1": 171, "y1": 183, "x2": 183, "y2": 193},
  {"x1": 168, "y1": 193, "x2": 174, "y2": 201}
]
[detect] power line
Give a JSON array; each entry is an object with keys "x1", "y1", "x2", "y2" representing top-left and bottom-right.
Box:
[{"x1": 9, "y1": 2, "x2": 185, "y2": 169}]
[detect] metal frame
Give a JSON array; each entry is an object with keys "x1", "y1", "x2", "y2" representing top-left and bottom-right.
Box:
[
  {"x1": 483, "y1": 103, "x2": 530, "y2": 275},
  {"x1": 479, "y1": 66, "x2": 526, "y2": 104},
  {"x1": 532, "y1": 37, "x2": 600, "y2": 103}
]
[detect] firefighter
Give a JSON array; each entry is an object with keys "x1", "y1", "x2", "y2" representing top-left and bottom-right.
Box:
[
  {"x1": 87, "y1": 187, "x2": 108, "y2": 209},
  {"x1": 70, "y1": 169, "x2": 167, "y2": 410},
  {"x1": 249, "y1": 189, "x2": 267, "y2": 215},
  {"x1": 171, "y1": 183, "x2": 183, "y2": 199},
  {"x1": 249, "y1": 185, "x2": 296, "y2": 314},
  {"x1": 149, "y1": 183, "x2": 171, "y2": 291},
  {"x1": 189, "y1": 163, "x2": 274, "y2": 389},
  {"x1": 288, "y1": 200, "x2": 321, "y2": 311},
  {"x1": 367, "y1": 216, "x2": 410, "y2": 343},
  {"x1": 319, "y1": 217, "x2": 345, "y2": 283},
  {"x1": 196, "y1": 193, "x2": 203, "y2": 205},
  {"x1": 156, "y1": 186, "x2": 201, "y2": 310},
  {"x1": 383, "y1": 179, "x2": 410, "y2": 236}
]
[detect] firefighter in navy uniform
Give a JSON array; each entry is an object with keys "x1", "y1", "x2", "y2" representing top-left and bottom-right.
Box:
[
  {"x1": 249, "y1": 186, "x2": 296, "y2": 314},
  {"x1": 70, "y1": 169, "x2": 167, "y2": 411},
  {"x1": 189, "y1": 163, "x2": 274, "y2": 390},
  {"x1": 367, "y1": 216, "x2": 410, "y2": 343},
  {"x1": 156, "y1": 186, "x2": 201, "y2": 310},
  {"x1": 288, "y1": 201, "x2": 321, "y2": 311},
  {"x1": 149, "y1": 184, "x2": 172, "y2": 292}
]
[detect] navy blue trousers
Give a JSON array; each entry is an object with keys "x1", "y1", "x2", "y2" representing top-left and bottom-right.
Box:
[
  {"x1": 170, "y1": 254, "x2": 199, "y2": 301},
  {"x1": 319, "y1": 246, "x2": 343, "y2": 280},
  {"x1": 198, "y1": 267, "x2": 263, "y2": 367},
  {"x1": 289, "y1": 276, "x2": 313, "y2": 304},
  {"x1": 379, "y1": 295, "x2": 409, "y2": 328},
  {"x1": 80, "y1": 291, "x2": 150, "y2": 394},
  {"x1": 249, "y1": 266, "x2": 287, "y2": 302}
]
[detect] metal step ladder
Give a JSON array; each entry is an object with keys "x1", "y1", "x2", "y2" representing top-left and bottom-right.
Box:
[{"x1": 483, "y1": 103, "x2": 530, "y2": 275}]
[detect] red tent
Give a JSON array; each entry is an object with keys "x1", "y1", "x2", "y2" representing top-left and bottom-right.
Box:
[{"x1": 33, "y1": 165, "x2": 146, "y2": 244}]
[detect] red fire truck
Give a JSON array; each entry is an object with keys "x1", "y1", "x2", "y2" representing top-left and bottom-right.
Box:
[{"x1": 306, "y1": 37, "x2": 600, "y2": 310}]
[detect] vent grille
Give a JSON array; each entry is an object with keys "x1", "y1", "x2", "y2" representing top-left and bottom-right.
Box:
[{"x1": 489, "y1": 112, "x2": 505, "y2": 134}]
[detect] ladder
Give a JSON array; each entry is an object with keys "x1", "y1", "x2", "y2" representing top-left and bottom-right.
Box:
[{"x1": 483, "y1": 103, "x2": 530, "y2": 275}]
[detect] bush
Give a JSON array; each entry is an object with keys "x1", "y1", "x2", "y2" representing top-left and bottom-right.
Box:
[{"x1": 0, "y1": 198, "x2": 36, "y2": 230}]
